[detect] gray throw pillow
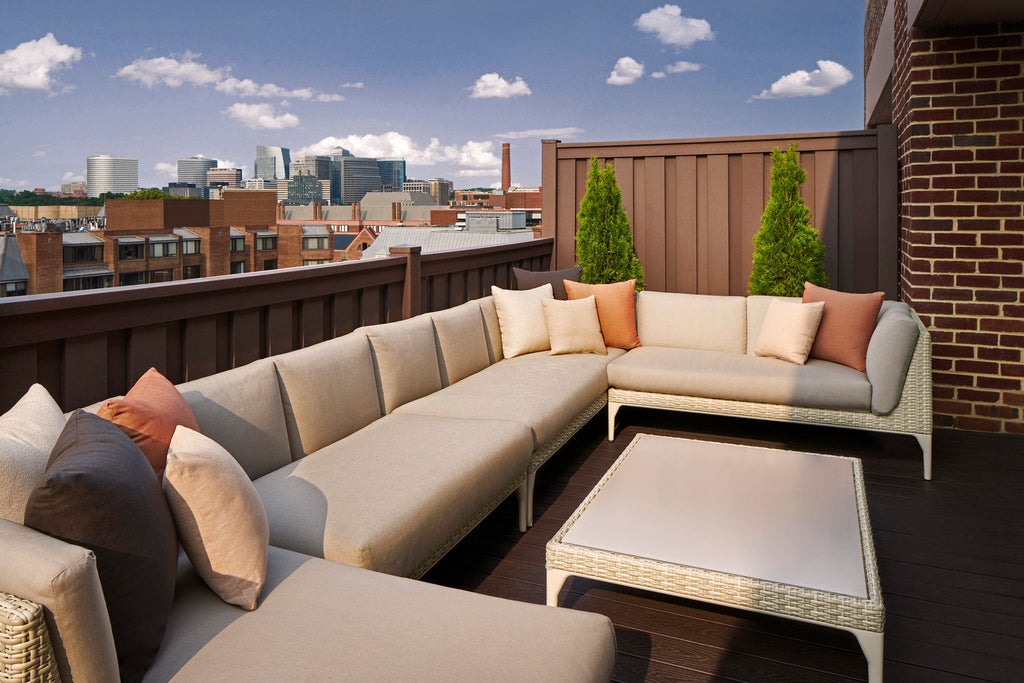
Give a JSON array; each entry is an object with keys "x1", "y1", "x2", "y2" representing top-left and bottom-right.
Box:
[{"x1": 512, "y1": 265, "x2": 582, "y2": 300}]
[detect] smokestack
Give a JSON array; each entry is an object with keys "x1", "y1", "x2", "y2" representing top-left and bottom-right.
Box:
[{"x1": 501, "y1": 143, "x2": 511, "y2": 193}]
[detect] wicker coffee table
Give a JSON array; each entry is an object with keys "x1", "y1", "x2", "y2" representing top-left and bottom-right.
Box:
[{"x1": 546, "y1": 433, "x2": 885, "y2": 682}]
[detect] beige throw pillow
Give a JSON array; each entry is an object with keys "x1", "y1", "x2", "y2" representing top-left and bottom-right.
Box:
[
  {"x1": 164, "y1": 426, "x2": 269, "y2": 610},
  {"x1": 491, "y1": 283, "x2": 554, "y2": 358},
  {"x1": 755, "y1": 299, "x2": 825, "y2": 365},
  {"x1": 0, "y1": 384, "x2": 67, "y2": 524},
  {"x1": 542, "y1": 296, "x2": 608, "y2": 355}
]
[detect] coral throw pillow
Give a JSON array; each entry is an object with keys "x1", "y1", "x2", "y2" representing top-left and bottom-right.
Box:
[
  {"x1": 98, "y1": 367, "x2": 199, "y2": 481},
  {"x1": 564, "y1": 279, "x2": 641, "y2": 350},
  {"x1": 802, "y1": 282, "x2": 885, "y2": 371},
  {"x1": 541, "y1": 296, "x2": 607, "y2": 355},
  {"x1": 755, "y1": 299, "x2": 825, "y2": 365}
]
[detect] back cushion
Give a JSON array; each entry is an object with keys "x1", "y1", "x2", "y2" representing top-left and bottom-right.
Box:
[
  {"x1": 637, "y1": 291, "x2": 747, "y2": 353},
  {"x1": 746, "y1": 295, "x2": 800, "y2": 355},
  {"x1": 363, "y1": 315, "x2": 443, "y2": 413},
  {"x1": 477, "y1": 295, "x2": 504, "y2": 363},
  {"x1": 177, "y1": 359, "x2": 292, "y2": 480},
  {"x1": 273, "y1": 333, "x2": 383, "y2": 458},
  {"x1": 430, "y1": 300, "x2": 492, "y2": 385}
]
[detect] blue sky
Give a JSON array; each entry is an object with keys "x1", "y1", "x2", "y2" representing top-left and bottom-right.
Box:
[{"x1": 1, "y1": 1, "x2": 866, "y2": 192}]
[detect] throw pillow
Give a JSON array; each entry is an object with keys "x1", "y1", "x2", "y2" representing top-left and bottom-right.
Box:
[
  {"x1": 97, "y1": 367, "x2": 199, "y2": 480},
  {"x1": 491, "y1": 283, "x2": 554, "y2": 358},
  {"x1": 24, "y1": 411, "x2": 178, "y2": 683},
  {"x1": 564, "y1": 279, "x2": 641, "y2": 350},
  {"x1": 164, "y1": 426, "x2": 269, "y2": 611},
  {"x1": 755, "y1": 299, "x2": 825, "y2": 365},
  {"x1": 512, "y1": 265, "x2": 582, "y2": 300},
  {"x1": 541, "y1": 296, "x2": 608, "y2": 356},
  {"x1": 803, "y1": 282, "x2": 885, "y2": 372},
  {"x1": 0, "y1": 384, "x2": 67, "y2": 524}
]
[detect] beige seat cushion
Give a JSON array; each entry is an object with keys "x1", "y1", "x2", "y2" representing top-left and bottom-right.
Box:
[
  {"x1": 177, "y1": 359, "x2": 292, "y2": 480},
  {"x1": 0, "y1": 384, "x2": 66, "y2": 524},
  {"x1": 637, "y1": 291, "x2": 747, "y2": 353},
  {"x1": 253, "y1": 413, "x2": 533, "y2": 578},
  {"x1": 362, "y1": 316, "x2": 443, "y2": 414},
  {"x1": 608, "y1": 346, "x2": 872, "y2": 411},
  {"x1": 429, "y1": 299, "x2": 493, "y2": 385},
  {"x1": 146, "y1": 546, "x2": 616, "y2": 683},
  {"x1": 272, "y1": 332, "x2": 382, "y2": 458},
  {"x1": 396, "y1": 350, "x2": 624, "y2": 450}
]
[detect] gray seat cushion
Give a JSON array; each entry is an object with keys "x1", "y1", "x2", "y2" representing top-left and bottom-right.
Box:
[
  {"x1": 396, "y1": 349, "x2": 625, "y2": 450},
  {"x1": 146, "y1": 547, "x2": 616, "y2": 683},
  {"x1": 253, "y1": 413, "x2": 533, "y2": 578},
  {"x1": 608, "y1": 346, "x2": 872, "y2": 412}
]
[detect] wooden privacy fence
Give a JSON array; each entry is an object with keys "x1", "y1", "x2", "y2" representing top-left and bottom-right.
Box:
[
  {"x1": 0, "y1": 239, "x2": 552, "y2": 413},
  {"x1": 541, "y1": 127, "x2": 898, "y2": 297}
]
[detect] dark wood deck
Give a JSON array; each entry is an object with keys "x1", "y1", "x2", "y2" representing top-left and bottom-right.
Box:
[{"x1": 423, "y1": 407, "x2": 1024, "y2": 682}]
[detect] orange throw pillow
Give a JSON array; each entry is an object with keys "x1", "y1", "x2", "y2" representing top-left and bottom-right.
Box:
[
  {"x1": 802, "y1": 282, "x2": 884, "y2": 372},
  {"x1": 97, "y1": 368, "x2": 199, "y2": 480},
  {"x1": 564, "y1": 279, "x2": 641, "y2": 350}
]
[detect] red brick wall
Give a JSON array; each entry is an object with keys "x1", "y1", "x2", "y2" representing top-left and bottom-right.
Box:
[{"x1": 894, "y1": 2, "x2": 1024, "y2": 432}]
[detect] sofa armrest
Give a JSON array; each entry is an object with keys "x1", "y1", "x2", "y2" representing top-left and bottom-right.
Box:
[
  {"x1": 1, "y1": 590, "x2": 61, "y2": 681},
  {"x1": 0, "y1": 519, "x2": 119, "y2": 683},
  {"x1": 866, "y1": 303, "x2": 923, "y2": 415}
]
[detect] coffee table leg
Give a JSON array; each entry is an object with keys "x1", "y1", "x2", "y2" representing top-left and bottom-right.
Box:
[
  {"x1": 851, "y1": 628, "x2": 884, "y2": 682},
  {"x1": 546, "y1": 569, "x2": 572, "y2": 607}
]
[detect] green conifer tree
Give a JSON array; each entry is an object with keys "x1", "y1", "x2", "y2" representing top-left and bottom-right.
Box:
[
  {"x1": 575, "y1": 157, "x2": 645, "y2": 289},
  {"x1": 748, "y1": 142, "x2": 829, "y2": 296}
]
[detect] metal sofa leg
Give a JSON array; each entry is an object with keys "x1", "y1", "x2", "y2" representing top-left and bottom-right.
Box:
[
  {"x1": 915, "y1": 433, "x2": 933, "y2": 480},
  {"x1": 608, "y1": 402, "x2": 621, "y2": 441},
  {"x1": 517, "y1": 480, "x2": 529, "y2": 532}
]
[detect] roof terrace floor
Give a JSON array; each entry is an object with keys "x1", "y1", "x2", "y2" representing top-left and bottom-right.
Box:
[{"x1": 424, "y1": 408, "x2": 1024, "y2": 682}]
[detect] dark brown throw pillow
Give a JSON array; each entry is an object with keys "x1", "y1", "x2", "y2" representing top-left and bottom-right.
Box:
[
  {"x1": 512, "y1": 265, "x2": 582, "y2": 300},
  {"x1": 25, "y1": 410, "x2": 178, "y2": 683}
]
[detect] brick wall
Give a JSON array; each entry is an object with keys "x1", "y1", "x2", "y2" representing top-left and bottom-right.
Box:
[{"x1": 894, "y1": 0, "x2": 1024, "y2": 432}]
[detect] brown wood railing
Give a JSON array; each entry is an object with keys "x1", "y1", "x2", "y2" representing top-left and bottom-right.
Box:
[
  {"x1": 541, "y1": 127, "x2": 898, "y2": 298},
  {"x1": 0, "y1": 239, "x2": 553, "y2": 413}
]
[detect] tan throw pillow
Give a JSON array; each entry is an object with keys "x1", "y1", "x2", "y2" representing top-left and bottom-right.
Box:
[
  {"x1": 755, "y1": 299, "x2": 825, "y2": 364},
  {"x1": 0, "y1": 384, "x2": 67, "y2": 524},
  {"x1": 491, "y1": 283, "x2": 554, "y2": 358},
  {"x1": 97, "y1": 367, "x2": 199, "y2": 480},
  {"x1": 164, "y1": 426, "x2": 269, "y2": 611},
  {"x1": 803, "y1": 282, "x2": 885, "y2": 372},
  {"x1": 564, "y1": 279, "x2": 641, "y2": 349},
  {"x1": 541, "y1": 296, "x2": 608, "y2": 356}
]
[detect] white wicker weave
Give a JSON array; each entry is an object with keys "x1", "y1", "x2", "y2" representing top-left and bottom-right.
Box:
[{"x1": 609, "y1": 311, "x2": 933, "y2": 479}]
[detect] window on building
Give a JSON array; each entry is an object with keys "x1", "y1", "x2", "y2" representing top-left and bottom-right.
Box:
[
  {"x1": 256, "y1": 235, "x2": 278, "y2": 251},
  {"x1": 182, "y1": 240, "x2": 200, "y2": 255},
  {"x1": 230, "y1": 261, "x2": 245, "y2": 274},
  {"x1": 1, "y1": 281, "x2": 26, "y2": 297},
  {"x1": 118, "y1": 244, "x2": 144, "y2": 261},
  {"x1": 63, "y1": 274, "x2": 112, "y2": 292},
  {"x1": 149, "y1": 241, "x2": 178, "y2": 259},
  {"x1": 359, "y1": 242, "x2": 368, "y2": 251},
  {"x1": 118, "y1": 271, "x2": 146, "y2": 286},
  {"x1": 183, "y1": 265, "x2": 201, "y2": 279},
  {"x1": 302, "y1": 236, "x2": 329, "y2": 250},
  {"x1": 230, "y1": 237, "x2": 245, "y2": 252},
  {"x1": 263, "y1": 259, "x2": 278, "y2": 270},
  {"x1": 63, "y1": 245, "x2": 103, "y2": 263},
  {"x1": 302, "y1": 259, "x2": 330, "y2": 266},
  {"x1": 148, "y1": 269, "x2": 173, "y2": 283}
]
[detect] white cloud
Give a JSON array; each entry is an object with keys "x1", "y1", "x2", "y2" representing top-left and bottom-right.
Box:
[
  {"x1": 298, "y1": 132, "x2": 501, "y2": 173},
  {"x1": 0, "y1": 33, "x2": 82, "y2": 94},
  {"x1": 651, "y1": 72, "x2": 666, "y2": 79},
  {"x1": 607, "y1": 57, "x2": 644, "y2": 86},
  {"x1": 494, "y1": 127, "x2": 584, "y2": 139},
  {"x1": 458, "y1": 169, "x2": 501, "y2": 178},
  {"x1": 0, "y1": 176, "x2": 30, "y2": 188},
  {"x1": 223, "y1": 102, "x2": 300, "y2": 130},
  {"x1": 665, "y1": 60, "x2": 702, "y2": 74},
  {"x1": 116, "y1": 52, "x2": 343, "y2": 102},
  {"x1": 469, "y1": 73, "x2": 531, "y2": 99},
  {"x1": 61, "y1": 170, "x2": 85, "y2": 182},
  {"x1": 153, "y1": 162, "x2": 177, "y2": 179},
  {"x1": 32, "y1": 150, "x2": 46, "y2": 157},
  {"x1": 752, "y1": 59, "x2": 853, "y2": 100},
  {"x1": 635, "y1": 5, "x2": 713, "y2": 48},
  {"x1": 342, "y1": 82, "x2": 364, "y2": 88}
]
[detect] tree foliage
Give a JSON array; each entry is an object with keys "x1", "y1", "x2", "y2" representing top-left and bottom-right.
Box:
[
  {"x1": 0, "y1": 189, "x2": 105, "y2": 207},
  {"x1": 748, "y1": 142, "x2": 829, "y2": 296},
  {"x1": 575, "y1": 157, "x2": 645, "y2": 289},
  {"x1": 122, "y1": 188, "x2": 183, "y2": 200}
]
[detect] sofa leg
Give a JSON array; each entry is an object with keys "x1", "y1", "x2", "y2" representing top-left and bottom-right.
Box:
[
  {"x1": 915, "y1": 433, "x2": 933, "y2": 480},
  {"x1": 526, "y1": 471, "x2": 537, "y2": 527},
  {"x1": 517, "y1": 480, "x2": 529, "y2": 533},
  {"x1": 608, "y1": 402, "x2": 621, "y2": 441}
]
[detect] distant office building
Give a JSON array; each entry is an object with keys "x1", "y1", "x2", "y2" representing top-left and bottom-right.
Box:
[
  {"x1": 331, "y1": 154, "x2": 382, "y2": 204},
  {"x1": 287, "y1": 174, "x2": 330, "y2": 205},
  {"x1": 244, "y1": 177, "x2": 276, "y2": 190},
  {"x1": 207, "y1": 168, "x2": 242, "y2": 189},
  {"x1": 254, "y1": 145, "x2": 291, "y2": 180},
  {"x1": 290, "y1": 156, "x2": 331, "y2": 181},
  {"x1": 377, "y1": 158, "x2": 406, "y2": 192},
  {"x1": 428, "y1": 178, "x2": 453, "y2": 206},
  {"x1": 403, "y1": 179, "x2": 429, "y2": 193},
  {"x1": 60, "y1": 181, "x2": 87, "y2": 195},
  {"x1": 177, "y1": 156, "x2": 217, "y2": 187},
  {"x1": 167, "y1": 182, "x2": 203, "y2": 199},
  {"x1": 86, "y1": 155, "x2": 139, "y2": 197}
]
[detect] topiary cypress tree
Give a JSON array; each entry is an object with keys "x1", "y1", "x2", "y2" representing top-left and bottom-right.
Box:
[
  {"x1": 575, "y1": 156, "x2": 645, "y2": 289},
  {"x1": 748, "y1": 142, "x2": 829, "y2": 296}
]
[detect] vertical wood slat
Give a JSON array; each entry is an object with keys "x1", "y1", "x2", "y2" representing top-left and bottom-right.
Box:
[
  {"x1": 815, "y1": 150, "x2": 840, "y2": 285},
  {"x1": 696, "y1": 156, "x2": 710, "y2": 294},
  {"x1": 677, "y1": 156, "x2": 698, "y2": 294},
  {"x1": 184, "y1": 315, "x2": 218, "y2": 381},
  {"x1": 555, "y1": 159, "x2": 577, "y2": 269},
  {"x1": 644, "y1": 157, "x2": 666, "y2": 292},
  {"x1": 267, "y1": 302, "x2": 294, "y2": 357},
  {"x1": 707, "y1": 155, "x2": 730, "y2": 296},
  {"x1": 230, "y1": 309, "x2": 261, "y2": 367},
  {"x1": 300, "y1": 298, "x2": 325, "y2": 347},
  {"x1": 128, "y1": 324, "x2": 167, "y2": 383},
  {"x1": 854, "y1": 148, "x2": 880, "y2": 293},
  {"x1": 876, "y1": 125, "x2": 899, "y2": 298},
  {"x1": 63, "y1": 334, "x2": 107, "y2": 410},
  {"x1": 0, "y1": 347, "x2": 39, "y2": 416}
]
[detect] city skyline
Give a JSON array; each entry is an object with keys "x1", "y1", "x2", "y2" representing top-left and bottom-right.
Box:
[{"x1": 3, "y1": 2, "x2": 863, "y2": 192}]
